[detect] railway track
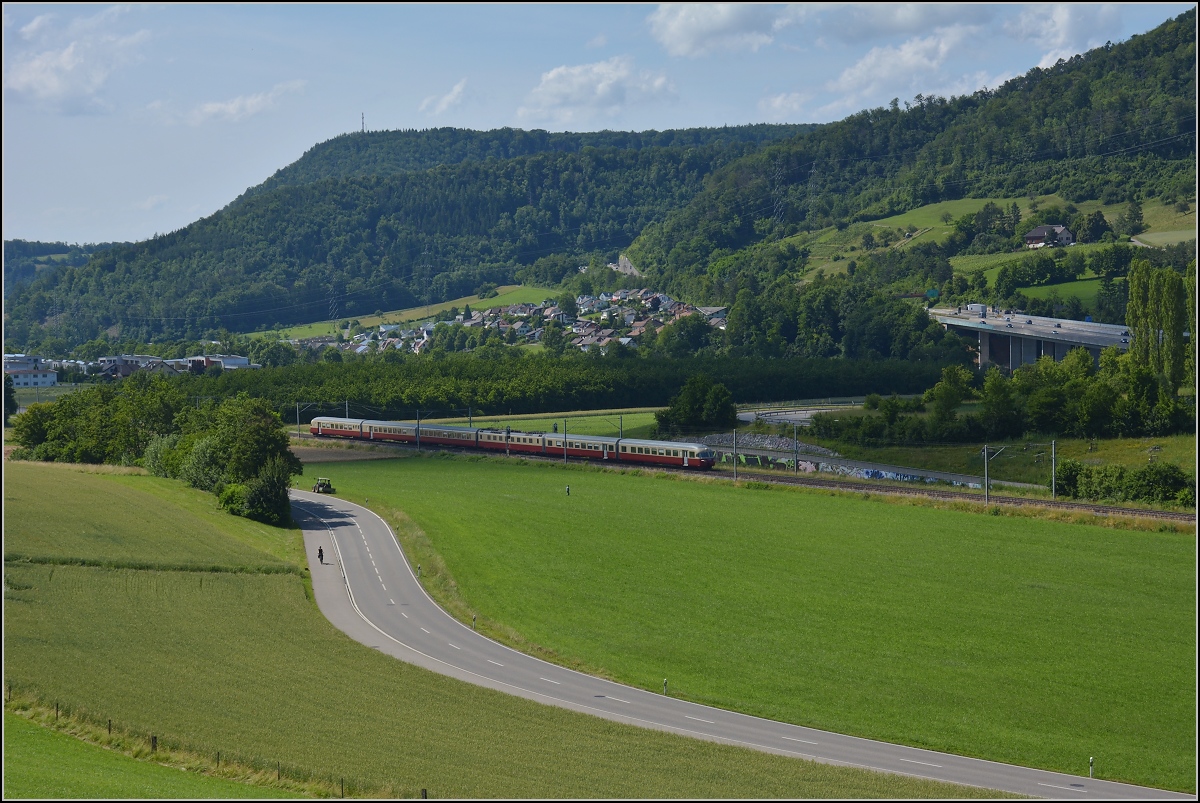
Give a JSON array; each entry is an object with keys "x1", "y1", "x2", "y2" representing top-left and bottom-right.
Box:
[{"x1": 295, "y1": 434, "x2": 1197, "y2": 524}]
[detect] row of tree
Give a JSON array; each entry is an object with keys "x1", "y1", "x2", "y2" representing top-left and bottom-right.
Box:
[
  {"x1": 9, "y1": 374, "x2": 302, "y2": 526},
  {"x1": 811, "y1": 346, "x2": 1195, "y2": 446}
]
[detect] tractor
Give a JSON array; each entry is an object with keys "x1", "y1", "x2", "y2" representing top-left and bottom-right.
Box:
[{"x1": 312, "y1": 477, "x2": 335, "y2": 494}]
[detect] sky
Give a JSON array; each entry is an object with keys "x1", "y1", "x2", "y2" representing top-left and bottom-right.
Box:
[{"x1": 2, "y1": 3, "x2": 1192, "y2": 245}]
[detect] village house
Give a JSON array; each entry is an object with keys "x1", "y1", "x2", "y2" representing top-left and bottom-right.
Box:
[{"x1": 1024, "y1": 225, "x2": 1075, "y2": 248}]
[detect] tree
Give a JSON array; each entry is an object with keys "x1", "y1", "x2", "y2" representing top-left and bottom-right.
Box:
[
  {"x1": 3, "y1": 374, "x2": 16, "y2": 425},
  {"x1": 654, "y1": 374, "x2": 735, "y2": 435},
  {"x1": 979, "y1": 367, "x2": 1022, "y2": 439},
  {"x1": 924, "y1": 364, "x2": 973, "y2": 426},
  {"x1": 541, "y1": 322, "x2": 566, "y2": 355},
  {"x1": 557, "y1": 292, "x2": 578, "y2": 319},
  {"x1": 213, "y1": 393, "x2": 302, "y2": 483},
  {"x1": 244, "y1": 455, "x2": 297, "y2": 526}
]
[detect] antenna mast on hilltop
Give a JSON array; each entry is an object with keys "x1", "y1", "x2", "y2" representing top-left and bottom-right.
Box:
[{"x1": 361, "y1": 113, "x2": 365, "y2": 133}]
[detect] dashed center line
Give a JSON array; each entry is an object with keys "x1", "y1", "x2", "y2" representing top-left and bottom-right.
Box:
[
  {"x1": 606, "y1": 696, "x2": 630, "y2": 704},
  {"x1": 388, "y1": 599, "x2": 395, "y2": 605},
  {"x1": 420, "y1": 627, "x2": 430, "y2": 634},
  {"x1": 782, "y1": 736, "x2": 818, "y2": 745},
  {"x1": 1037, "y1": 783, "x2": 1088, "y2": 793},
  {"x1": 899, "y1": 758, "x2": 942, "y2": 768},
  {"x1": 487, "y1": 659, "x2": 504, "y2": 667},
  {"x1": 540, "y1": 677, "x2": 560, "y2": 684},
  {"x1": 448, "y1": 643, "x2": 461, "y2": 650},
  {"x1": 685, "y1": 715, "x2": 714, "y2": 724},
  {"x1": 400, "y1": 611, "x2": 408, "y2": 619}
]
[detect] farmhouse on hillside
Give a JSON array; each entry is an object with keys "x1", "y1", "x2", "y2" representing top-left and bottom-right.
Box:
[{"x1": 1023, "y1": 225, "x2": 1075, "y2": 248}]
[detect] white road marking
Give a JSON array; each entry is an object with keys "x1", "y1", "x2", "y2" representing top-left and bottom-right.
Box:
[
  {"x1": 400, "y1": 612, "x2": 408, "y2": 618},
  {"x1": 448, "y1": 643, "x2": 461, "y2": 650},
  {"x1": 380, "y1": 584, "x2": 386, "y2": 590},
  {"x1": 540, "y1": 678, "x2": 561, "y2": 684},
  {"x1": 899, "y1": 758, "x2": 942, "y2": 768},
  {"x1": 1038, "y1": 783, "x2": 1088, "y2": 793},
  {"x1": 420, "y1": 627, "x2": 430, "y2": 634},
  {"x1": 487, "y1": 659, "x2": 504, "y2": 667},
  {"x1": 606, "y1": 696, "x2": 630, "y2": 704},
  {"x1": 782, "y1": 736, "x2": 818, "y2": 745},
  {"x1": 685, "y1": 715, "x2": 715, "y2": 724},
  {"x1": 389, "y1": 599, "x2": 395, "y2": 605}
]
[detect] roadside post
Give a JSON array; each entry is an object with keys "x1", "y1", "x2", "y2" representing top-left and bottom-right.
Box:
[
  {"x1": 1090, "y1": 756, "x2": 1094, "y2": 778},
  {"x1": 563, "y1": 419, "x2": 568, "y2": 464},
  {"x1": 663, "y1": 679, "x2": 668, "y2": 695}
]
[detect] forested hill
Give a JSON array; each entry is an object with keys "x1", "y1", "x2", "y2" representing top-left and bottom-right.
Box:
[
  {"x1": 242, "y1": 124, "x2": 813, "y2": 199},
  {"x1": 4, "y1": 9, "x2": 1194, "y2": 354},
  {"x1": 627, "y1": 8, "x2": 1196, "y2": 303}
]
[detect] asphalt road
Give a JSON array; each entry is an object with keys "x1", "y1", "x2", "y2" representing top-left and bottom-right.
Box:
[{"x1": 291, "y1": 490, "x2": 1190, "y2": 800}]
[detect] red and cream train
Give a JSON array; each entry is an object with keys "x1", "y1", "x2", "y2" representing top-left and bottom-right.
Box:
[{"x1": 310, "y1": 417, "x2": 717, "y2": 470}]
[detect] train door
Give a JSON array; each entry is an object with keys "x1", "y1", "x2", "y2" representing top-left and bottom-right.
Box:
[{"x1": 683, "y1": 450, "x2": 689, "y2": 467}]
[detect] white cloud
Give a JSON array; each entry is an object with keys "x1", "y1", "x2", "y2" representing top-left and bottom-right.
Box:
[
  {"x1": 135, "y1": 194, "x2": 168, "y2": 211},
  {"x1": 187, "y1": 80, "x2": 305, "y2": 125},
  {"x1": 518, "y1": 56, "x2": 673, "y2": 126},
  {"x1": 419, "y1": 78, "x2": 467, "y2": 116},
  {"x1": 759, "y1": 91, "x2": 811, "y2": 120},
  {"x1": 814, "y1": 4, "x2": 994, "y2": 43},
  {"x1": 3, "y1": 5, "x2": 149, "y2": 114},
  {"x1": 1005, "y1": 3, "x2": 1122, "y2": 67},
  {"x1": 20, "y1": 14, "x2": 56, "y2": 40},
  {"x1": 829, "y1": 25, "x2": 975, "y2": 99},
  {"x1": 587, "y1": 33, "x2": 607, "y2": 49},
  {"x1": 647, "y1": 4, "x2": 787, "y2": 57}
]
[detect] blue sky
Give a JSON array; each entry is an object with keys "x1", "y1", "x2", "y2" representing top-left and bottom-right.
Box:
[{"x1": 2, "y1": 3, "x2": 1191, "y2": 244}]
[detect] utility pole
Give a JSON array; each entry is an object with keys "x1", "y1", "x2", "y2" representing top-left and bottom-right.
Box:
[
  {"x1": 793, "y1": 421, "x2": 798, "y2": 474},
  {"x1": 619, "y1": 414, "x2": 623, "y2": 438},
  {"x1": 983, "y1": 445, "x2": 989, "y2": 504},
  {"x1": 416, "y1": 409, "x2": 421, "y2": 452},
  {"x1": 733, "y1": 426, "x2": 738, "y2": 481},
  {"x1": 563, "y1": 419, "x2": 568, "y2": 464},
  {"x1": 345, "y1": 400, "x2": 349, "y2": 419},
  {"x1": 296, "y1": 402, "x2": 301, "y2": 439},
  {"x1": 1051, "y1": 439, "x2": 1057, "y2": 500},
  {"x1": 468, "y1": 405, "x2": 472, "y2": 427}
]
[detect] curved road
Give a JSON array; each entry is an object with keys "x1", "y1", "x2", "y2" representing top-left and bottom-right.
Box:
[{"x1": 291, "y1": 490, "x2": 1189, "y2": 800}]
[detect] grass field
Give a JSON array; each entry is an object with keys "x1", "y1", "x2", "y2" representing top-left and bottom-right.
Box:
[
  {"x1": 13, "y1": 384, "x2": 83, "y2": 408},
  {"x1": 1016, "y1": 277, "x2": 1103, "y2": 306},
  {"x1": 3, "y1": 461, "x2": 992, "y2": 798},
  {"x1": 3, "y1": 711, "x2": 293, "y2": 799},
  {"x1": 318, "y1": 454, "x2": 1196, "y2": 793},
  {"x1": 425, "y1": 407, "x2": 662, "y2": 439},
  {"x1": 250, "y1": 284, "x2": 555, "y2": 340},
  {"x1": 806, "y1": 433, "x2": 1196, "y2": 487}
]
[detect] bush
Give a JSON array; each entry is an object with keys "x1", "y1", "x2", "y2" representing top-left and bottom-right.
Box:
[
  {"x1": 243, "y1": 456, "x2": 296, "y2": 526},
  {"x1": 218, "y1": 483, "x2": 248, "y2": 516},
  {"x1": 1125, "y1": 462, "x2": 1192, "y2": 504},
  {"x1": 143, "y1": 434, "x2": 181, "y2": 478},
  {"x1": 1077, "y1": 464, "x2": 1128, "y2": 502},
  {"x1": 179, "y1": 436, "x2": 224, "y2": 492}
]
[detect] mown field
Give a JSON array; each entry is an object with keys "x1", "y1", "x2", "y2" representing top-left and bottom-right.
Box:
[
  {"x1": 252, "y1": 284, "x2": 555, "y2": 340},
  {"x1": 3, "y1": 461, "x2": 992, "y2": 799},
  {"x1": 3, "y1": 711, "x2": 293, "y2": 799},
  {"x1": 321, "y1": 454, "x2": 1196, "y2": 793}
]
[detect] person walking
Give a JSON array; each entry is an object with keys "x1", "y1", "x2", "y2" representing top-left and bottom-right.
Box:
[
  {"x1": 317, "y1": 546, "x2": 324, "y2": 564},
  {"x1": 566, "y1": 485, "x2": 570, "y2": 496}
]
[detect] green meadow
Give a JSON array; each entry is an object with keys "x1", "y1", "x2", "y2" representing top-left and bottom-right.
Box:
[
  {"x1": 426, "y1": 407, "x2": 661, "y2": 439},
  {"x1": 251, "y1": 284, "x2": 555, "y2": 340},
  {"x1": 3, "y1": 461, "x2": 993, "y2": 799},
  {"x1": 321, "y1": 455, "x2": 1195, "y2": 793},
  {"x1": 3, "y1": 711, "x2": 293, "y2": 799}
]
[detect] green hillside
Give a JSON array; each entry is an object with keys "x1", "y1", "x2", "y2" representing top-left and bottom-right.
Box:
[{"x1": 4, "y1": 10, "x2": 1193, "y2": 355}]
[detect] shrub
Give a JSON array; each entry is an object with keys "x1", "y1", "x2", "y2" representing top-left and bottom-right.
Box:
[
  {"x1": 1125, "y1": 462, "x2": 1192, "y2": 504},
  {"x1": 179, "y1": 436, "x2": 224, "y2": 492},
  {"x1": 243, "y1": 456, "x2": 296, "y2": 526},
  {"x1": 218, "y1": 483, "x2": 248, "y2": 516},
  {"x1": 143, "y1": 434, "x2": 181, "y2": 478},
  {"x1": 1077, "y1": 464, "x2": 1128, "y2": 502}
]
